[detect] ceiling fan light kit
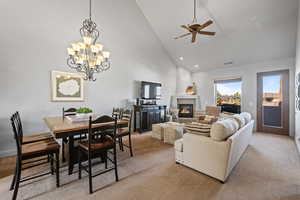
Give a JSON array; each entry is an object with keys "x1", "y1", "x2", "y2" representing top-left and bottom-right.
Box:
[{"x1": 175, "y1": 0, "x2": 216, "y2": 43}]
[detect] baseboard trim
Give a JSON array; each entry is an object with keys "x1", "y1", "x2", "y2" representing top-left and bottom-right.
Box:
[{"x1": 0, "y1": 149, "x2": 16, "y2": 158}]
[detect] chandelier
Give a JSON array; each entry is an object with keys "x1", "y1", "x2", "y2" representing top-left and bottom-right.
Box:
[{"x1": 67, "y1": 0, "x2": 110, "y2": 81}]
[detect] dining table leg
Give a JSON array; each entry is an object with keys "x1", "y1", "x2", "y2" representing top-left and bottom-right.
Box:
[{"x1": 68, "y1": 135, "x2": 74, "y2": 175}]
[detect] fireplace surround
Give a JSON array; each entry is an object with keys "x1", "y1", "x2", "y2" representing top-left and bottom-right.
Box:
[{"x1": 178, "y1": 104, "x2": 193, "y2": 118}]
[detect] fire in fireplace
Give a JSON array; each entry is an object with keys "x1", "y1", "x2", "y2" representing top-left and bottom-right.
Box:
[{"x1": 178, "y1": 104, "x2": 193, "y2": 118}]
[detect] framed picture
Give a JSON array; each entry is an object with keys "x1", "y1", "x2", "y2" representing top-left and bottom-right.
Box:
[{"x1": 51, "y1": 71, "x2": 84, "y2": 102}]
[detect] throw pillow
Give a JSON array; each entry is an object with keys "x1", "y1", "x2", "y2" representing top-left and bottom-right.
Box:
[
  {"x1": 210, "y1": 118, "x2": 239, "y2": 141},
  {"x1": 184, "y1": 122, "x2": 212, "y2": 137},
  {"x1": 232, "y1": 114, "x2": 246, "y2": 129},
  {"x1": 240, "y1": 112, "x2": 251, "y2": 124}
]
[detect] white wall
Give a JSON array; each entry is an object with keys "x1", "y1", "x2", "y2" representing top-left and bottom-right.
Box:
[
  {"x1": 176, "y1": 67, "x2": 192, "y2": 94},
  {"x1": 0, "y1": 0, "x2": 178, "y2": 156},
  {"x1": 192, "y1": 58, "x2": 295, "y2": 136},
  {"x1": 295, "y1": 0, "x2": 300, "y2": 151}
]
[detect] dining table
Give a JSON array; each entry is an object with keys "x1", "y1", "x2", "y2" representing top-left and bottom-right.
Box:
[{"x1": 44, "y1": 116, "x2": 128, "y2": 175}]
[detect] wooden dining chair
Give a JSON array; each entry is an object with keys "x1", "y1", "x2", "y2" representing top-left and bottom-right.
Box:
[
  {"x1": 15, "y1": 111, "x2": 53, "y2": 144},
  {"x1": 61, "y1": 108, "x2": 77, "y2": 162},
  {"x1": 62, "y1": 107, "x2": 87, "y2": 162},
  {"x1": 10, "y1": 113, "x2": 60, "y2": 200},
  {"x1": 78, "y1": 115, "x2": 118, "y2": 194},
  {"x1": 112, "y1": 108, "x2": 123, "y2": 119},
  {"x1": 62, "y1": 107, "x2": 77, "y2": 118},
  {"x1": 117, "y1": 109, "x2": 133, "y2": 157}
]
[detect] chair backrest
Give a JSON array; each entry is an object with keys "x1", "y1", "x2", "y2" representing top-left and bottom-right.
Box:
[
  {"x1": 10, "y1": 113, "x2": 22, "y2": 158},
  {"x1": 88, "y1": 115, "x2": 117, "y2": 152},
  {"x1": 112, "y1": 108, "x2": 123, "y2": 119},
  {"x1": 14, "y1": 112, "x2": 24, "y2": 143},
  {"x1": 63, "y1": 108, "x2": 77, "y2": 118},
  {"x1": 120, "y1": 109, "x2": 132, "y2": 132},
  {"x1": 206, "y1": 106, "x2": 221, "y2": 117}
]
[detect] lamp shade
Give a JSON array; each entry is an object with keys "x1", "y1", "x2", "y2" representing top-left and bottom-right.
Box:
[
  {"x1": 78, "y1": 42, "x2": 86, "y2": 49},
  {"x1": 95, "y1": 44, "x2": 103, "y2": 51},
  {"x1": 96, "y1": 56, "x2": 104, "y2": 65},
  {"x1": 90, "y1": 45, "x2": 99, "y2": 53},
  {"x1": 102, "y1": 51, "x2": 110, "y2": 58},
  {"x1": 67, "y1": 48, "x2": 75, "y2": 55},
  {"x1": 83, "y1": 36, "x2": 92, "y2": 45},
  {"x1": 71, "y1": 43, "x2": 81, "y2": 51}
]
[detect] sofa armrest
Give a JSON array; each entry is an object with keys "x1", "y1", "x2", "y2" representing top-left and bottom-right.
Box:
[
  {"x1": 225, "y1": 120, "x2": 254, "y2": 179},
  {"x1": 182, "y1": 133, "x2": 231, "y2": 181}
]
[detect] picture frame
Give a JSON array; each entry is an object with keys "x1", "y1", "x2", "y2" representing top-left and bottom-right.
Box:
[{"x1": 51, "y1": 70, "x2": 84, "y2": 102}]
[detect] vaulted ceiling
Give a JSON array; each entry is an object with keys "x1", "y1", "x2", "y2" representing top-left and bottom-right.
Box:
[{"x1": 136, "y1": 0, "x2": 299, "y2": 72}]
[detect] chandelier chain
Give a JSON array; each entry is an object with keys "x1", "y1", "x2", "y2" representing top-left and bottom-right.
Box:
[
  {"x1": 89, "y1": 0, "x2": 92, "y2": 20},
  {"x1": 194, "y1": 0, "x2": 196, "y2": 20}
]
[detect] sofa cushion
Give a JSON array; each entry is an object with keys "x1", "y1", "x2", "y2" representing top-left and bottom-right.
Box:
[
  {"x1": 210, "y1": 118, "x2": 239, "y2": 141},
  {"x1": 232, "y1": 114, "x2": 246, "y2": 129},
  {"x1": 184, "y1": 122, "x2": 212, "y2": 137},
  {"x1": 240, "y1": 112, "x2": 251, "y2": 124},
  {"x1": 174, "y1": 138, "x2": 183, "y2": 152}
]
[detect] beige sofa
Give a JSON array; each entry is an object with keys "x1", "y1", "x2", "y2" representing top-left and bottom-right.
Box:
[{"x1": 174, "y1": 112, "x2": 254, "y2": 182}]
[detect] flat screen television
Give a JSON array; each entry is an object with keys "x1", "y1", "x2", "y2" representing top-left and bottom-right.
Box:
[{"x1": 141, "y1": 81, "x2": 162, "y2": 100}]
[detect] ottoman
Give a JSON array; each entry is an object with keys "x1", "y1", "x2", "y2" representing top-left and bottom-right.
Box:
[
  {"x1": 152, "y1": 123, "x2": 164, "y2": 140},
  {"x1": 163, "y1": 123, "x2": 184, "y2": 145}
]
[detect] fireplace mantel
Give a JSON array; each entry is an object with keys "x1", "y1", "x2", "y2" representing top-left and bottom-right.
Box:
[
  {"x1": 170, "y1": 95, "x2": 201, "y2": 110},
  {"x1": 173, "y1": 95, "x2": 199, "y2": 99}
]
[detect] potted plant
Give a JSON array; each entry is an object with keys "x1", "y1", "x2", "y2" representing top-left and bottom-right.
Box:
[{"x1": 76, "y1": 107, "x2": 93, "y2": 118}]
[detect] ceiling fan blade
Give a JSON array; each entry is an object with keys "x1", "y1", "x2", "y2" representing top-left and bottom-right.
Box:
[
  {"x1": 199, "y1": 20, "x2": 213, "y2": 30},
  {"x1": 174, "y1": 33, "x2": 192, "y2": 39},
  {"x1": 192, "y1": 32, "x2": 197, "y2": 43},
  {"x1": 181, "y1": 25, "x2": 193, "y2": 32},
  {"x1": 197, "y1": 31, "x2": 216, "y2": 36}
]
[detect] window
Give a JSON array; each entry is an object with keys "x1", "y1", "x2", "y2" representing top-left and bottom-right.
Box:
[{"x1": 214, "y1": 78, "x2": 242, "y2": 113}]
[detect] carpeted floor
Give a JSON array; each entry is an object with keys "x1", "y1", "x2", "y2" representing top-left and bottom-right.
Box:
[{"x1": 1, "y1": 132, "x2": 300, "y2": 200}]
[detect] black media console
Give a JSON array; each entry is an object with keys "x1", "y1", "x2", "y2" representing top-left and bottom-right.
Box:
[{"x1": 133, "y1": 105, "x2": 167, "y2": 133}]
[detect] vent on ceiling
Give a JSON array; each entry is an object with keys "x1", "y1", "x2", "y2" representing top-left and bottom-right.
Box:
[{"x1": 224, "y1": 61, "x2": 233, "y2": 66}]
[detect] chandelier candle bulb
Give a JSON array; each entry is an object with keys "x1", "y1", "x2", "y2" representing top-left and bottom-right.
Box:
[
  {"x1": 89, "y1": 61, "x2": 96, "y2": 67},
  {"x1": 67, "y1": 48, "x2": 75, "y2": 55},
  {"x1": 102, "y1": 51, "x2": 110, "y2": 58},
  {"x1": 78, "y1": 42, "x2": 86, "y2": 49},
  {"x1": 76, "y1": 58, "x2": 84, "y2": 65},
  {"x1": 95, "y1": 44, "x2": 103, "y2": 51},
  {"x1": 97, "y1": 55, "x2": 104, "y2": 61},
  {"x1": 90, "y1": 45, "x2": 99, "y2": 53},
  {"x1": 80, "y1": 54, "x2": 87, "y2": 61},
  {"x1": 71, "y1": 43, "x2": 81, "y2": 52},
  {"x1": 96, "y1": 56, "x2": 104, "y2": 65}
]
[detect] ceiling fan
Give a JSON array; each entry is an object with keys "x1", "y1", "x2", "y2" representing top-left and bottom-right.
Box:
[{"x1": 174, "y1": 0, "x2": 216, "y2": 43}]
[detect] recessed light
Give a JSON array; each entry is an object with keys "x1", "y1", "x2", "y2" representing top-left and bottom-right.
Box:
[
  {"x1": 194, "y1": 64, "x2": 199, "y2": 68},
  {"x1": 179, "y1": 56, "x2": 184, "y2": 61}
]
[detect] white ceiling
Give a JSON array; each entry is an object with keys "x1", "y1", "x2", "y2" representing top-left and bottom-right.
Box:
[{"x1": 136, "y1": 0, "x2": 299, "y2": 72}]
